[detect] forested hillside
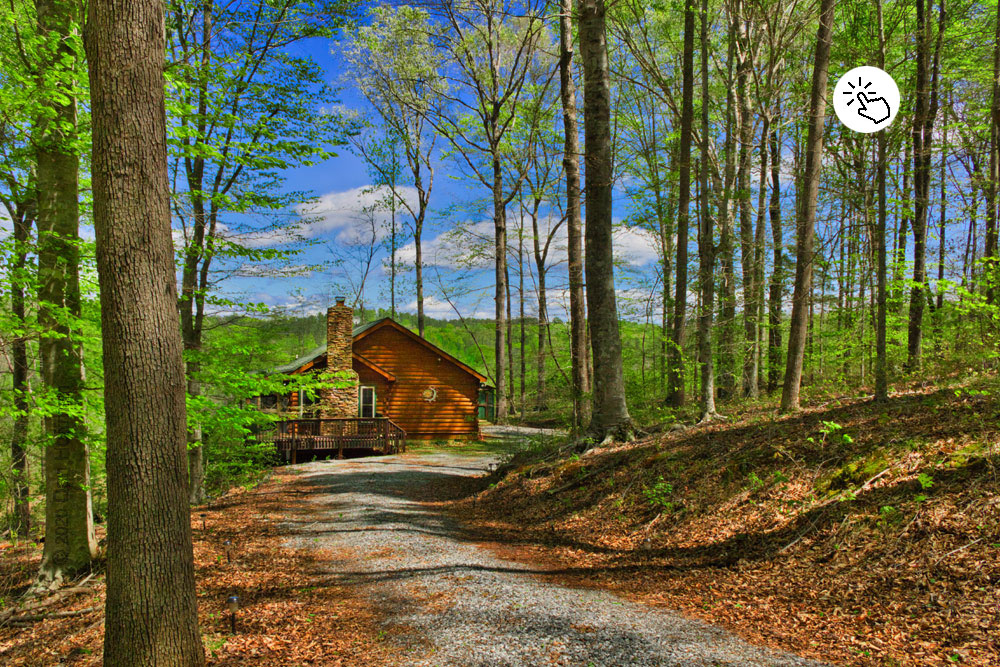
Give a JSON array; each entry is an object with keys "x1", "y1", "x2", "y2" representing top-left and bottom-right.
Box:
[{"x1": 1, "y1": 0, "x2": 999, "y2": 663}]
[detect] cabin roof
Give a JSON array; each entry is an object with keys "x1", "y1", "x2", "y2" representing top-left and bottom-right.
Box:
[
  {"x1": 272, "y1": 343, "x2": 325, "y2": 374},
  {"x1": 270, "y1": 318, "x2": 489, "y2": 385}
]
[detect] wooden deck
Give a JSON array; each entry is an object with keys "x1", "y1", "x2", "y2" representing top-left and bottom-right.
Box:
[{"x1": 259, "y1": 417, "x2": 406, "y2": 462}]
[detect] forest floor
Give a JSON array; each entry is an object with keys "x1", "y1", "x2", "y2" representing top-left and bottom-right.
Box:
[
  {"x1": 463, "y1": 375, "x2": 1000, "y2": 667},
  {"x1": 2, "y1": 375, "x2": 996, "y2": 666},
  {"x1": 0, "y1": 471, "x2": 390, "y2": 666}
]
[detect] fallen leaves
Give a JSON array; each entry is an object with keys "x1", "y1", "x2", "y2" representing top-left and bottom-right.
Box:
[
  {"x1": 0, "y1": 471, "x2": 390, "y2": 666},
  {"x1": 461, "y1": 383, "x2": 1000, "y2": 667}
]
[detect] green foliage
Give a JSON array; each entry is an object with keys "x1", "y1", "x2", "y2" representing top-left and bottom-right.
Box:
[{"x1": 642, "y1": 475, "x2": 676, "y2": 511}]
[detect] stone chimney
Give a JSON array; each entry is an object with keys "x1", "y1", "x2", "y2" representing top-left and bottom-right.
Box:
[
  {"x1": 327, "y1": 297, "x2": 354, "y2": 373},
  {"x1": 321, "y1": 297, "x2": 359, "y2": 421}
]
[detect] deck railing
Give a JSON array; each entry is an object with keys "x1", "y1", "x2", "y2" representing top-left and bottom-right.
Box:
[{"x1": 259, "y1": 417, "x2": 406, "y2": 459}]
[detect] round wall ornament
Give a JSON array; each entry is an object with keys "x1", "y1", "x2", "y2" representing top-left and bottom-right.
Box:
[{"x1": 422, "y1": 387, "x2": 437, "y2": 402}]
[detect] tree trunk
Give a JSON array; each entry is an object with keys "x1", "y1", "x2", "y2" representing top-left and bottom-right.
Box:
[
  {"x1": 753, "y1": 120, "x2": 768, "y2": 392},
  {"x1": 560, "y1": 0, "x2": 590, "y2": 428},
  {"x1": 35, "y1": 0, "x2": 96, "y2": 585},
  {"x1": 875, "y1": 0, "x2": 889, "y2": 403},
  {"x1": 532, "y1": 208, "x2": 548, "y2": 411},
  {"x1": 895, "y1": 141, "x2": 912, "y2": 313},
  {"x1": 579, "y1": 0, "x2": 632, "y2": 441},
  {"x1": 415, "y1": 210, "x2": 425, "y2": 337},
  {"x1": 85, "y1": 0, "x2": 206, "y2": 660},
  {"x1": 697, "y1": 0, "x2": 717, "y2": 421},
  {"x1": 717, "y1": 14, "x2": 739, "y2": 402},
  {"x1": 934, "y1": 125, "x2": 947, "y2": 348},
  {"x1": 659, "y1": 141, "x2": 676, "y2": 397},
  {"x1": 668, "y1": 0, "x2": 696, "y2": 408},
  {"x1": 493, "y1": 155, "x2": 509, "y2": 421},
  {"x1": 987, "y1": 0, "x2": 1000, "y2": 303},
  {"x1": 9, "y1": 199, "x2": 34, "y2": 538},
  {"x1": 766, "y1": 121, "x2": 783, "y2": 393},
  {"x1": 906, "y1": 0, "x2": 944, "y2": 370},
  {"x1": 518, "y1": 227, "x2": 526, "y2": 416},
  {"x1": 780, "y1": 0, "x2": 836, "y2": 412},
  {"x1": 735, "y1": 0, "x2": 757, "y2": 399}
]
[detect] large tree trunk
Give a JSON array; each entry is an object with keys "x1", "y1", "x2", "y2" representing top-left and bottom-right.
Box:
[
  {"x1": 987, "y1": 4, "x2": 1000, "y2": 303},
  {"x1": 906, "y1": 0, "x2": 944, "y2": 370},
  {"x1": 658, "y1": 142, "x2": 676, "y2": 397},
  {"x1": 697, "y1": 0, "x2": 717, "y2": 421},
  {"x1": 716, "y1": 14, "x2": 739, "y2": 402},
  {"x1": 493, "y1": 155, "x2": 509, "y2": 421},
  {"x1": 560, "y1": 0, "x2": 590, "y2": 428},
  {"x1": 85, "y1": 0, "x2": 206, "y2": 661},
  {"x1": 753, "y1": 120, "x2": 768, "y2": 392},
  {"x1": 735, "y1": 0, "x2": 758, "y2": 399},
  {"x1": 780, "y1": 0, "x2": 836, "y2": 412},
  {"x1": 668, "y1": 0, "x2": 696, "y2": 407},
  {"x1": 9, "y1": 199, "x2": 34, "y2": 538},
  {"x1": 35, "y1": 0, "x2": 96, "y2": 585},
  {"x1": 766, "y1": 122, "x2": 783, "y2": 393},
  {"x1": 875, "y1": 0, "x2": 889, "y2": 403},
  {"x1": 579, "y1": 0, "x2": 632, "y2": 441}
]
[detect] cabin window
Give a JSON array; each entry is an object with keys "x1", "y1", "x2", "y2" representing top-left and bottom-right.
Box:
[
  {"x1": 260, "y1": 394, "x2": 279, "y2": 410},
  {"x1": 359, "y1": 386, "x2": 376, "y2": 418},
  {"x1": 300, "y1": 389, "x2": 320, "y2": 417}
]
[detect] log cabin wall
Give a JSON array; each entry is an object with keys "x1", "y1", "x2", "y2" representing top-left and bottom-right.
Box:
[{"x1": 353, "y1": 324, "x2": 481, "y2": 439}]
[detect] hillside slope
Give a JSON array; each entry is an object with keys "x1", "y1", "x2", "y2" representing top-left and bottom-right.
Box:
[{"x1": 461, "y1": 380, "x2": 1000, "y2": 666}]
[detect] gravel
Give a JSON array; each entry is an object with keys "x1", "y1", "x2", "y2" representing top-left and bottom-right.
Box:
[{"x1": 284, "y1": 452, "x2": 831, "y2": 667}]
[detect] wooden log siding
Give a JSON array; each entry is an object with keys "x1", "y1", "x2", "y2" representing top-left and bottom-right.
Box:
[{"x1": 353, "y1": 324, "x2": 482, "y2": 439}]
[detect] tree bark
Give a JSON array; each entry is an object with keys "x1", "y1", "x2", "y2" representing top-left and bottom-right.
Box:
[
  {"x1": 493, "y1": 155, "x2": 509, "y2": 421},
  {"x1": 35, "y1": 0, "x2": 96, "y2": 585},
  {"x1": 532, "y1": 205, "x2": 548, "y2": 411},
  {"x1": 780, "y1": 0, "x2": 836, "y2": 412},
  {"x1": 987, "y1": 0, "x2": 1000, "y2": 303},
  {"x1": 561, "y1": 0, "x2": 590, "y2": 428},
  {"x1": 697, "y1": 0, "x2": 717, "y2": 421},
  {"x1": 735, "y1": 0, "x2": 758, "y2": 399},
  {"x1": 579, "y1": 0, "x2": 632, "y2": 440},
  {"x1": 875, "y1": 0, "x2": 889, "y2": 402},
  {"x1": 906, "y1": 0, "x2": 944, "y2": 370},
  {"x1": 895, "y1": 140, "x2": 912, "y2": 313},
  {"x1": 766, "y1": 122, "x2": 783, "y2": 393},
  {"x1": 8, "y1": 197, "x2": 34, "y2": 537},
  {"x1": 716, "y1": 13, "x2": 739, "y2": 401},
  {"x1": 668, "y1": 0, "x2": 696, "y2": 408},
  {"x1": 85, "y1": 0, "x2": 206, "y2": 660}
]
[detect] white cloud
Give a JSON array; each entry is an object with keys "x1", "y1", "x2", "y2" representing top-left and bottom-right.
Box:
[
  {"x1": 296, "y1": 185, "x2": 420, "y2": 243},
  {"x1": 614, "y1": 226, "x2": 659, "y2": 266},
  {"x1": 402, "y1": 295, "x2": 493, "y2": 320},
  {"x1": 398, "y1": 220, "x2": 495, "y2": 270}
]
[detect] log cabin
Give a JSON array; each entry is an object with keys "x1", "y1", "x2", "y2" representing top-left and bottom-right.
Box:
[{"x1": 257, "y1": 298, "x2": 493, "y2": 460}]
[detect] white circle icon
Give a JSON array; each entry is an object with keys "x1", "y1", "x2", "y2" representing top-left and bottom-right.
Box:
[{"x1": 833, "y1": 66, "x2": 899, "y2": 133}]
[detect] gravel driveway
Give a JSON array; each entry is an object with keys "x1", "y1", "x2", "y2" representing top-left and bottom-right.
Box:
[{"x1": 284, "y1": 452, "x2": 830, "y2": 667}]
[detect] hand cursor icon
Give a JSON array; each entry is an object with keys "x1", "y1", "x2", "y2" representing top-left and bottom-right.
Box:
[{"x1": 856, "y1": 91, "x2": 891, "y2": 125}]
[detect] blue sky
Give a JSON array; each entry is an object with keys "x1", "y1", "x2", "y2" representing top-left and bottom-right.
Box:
[{"x1": 215, "y1": 32, "x2": 665, "y2": 322}]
